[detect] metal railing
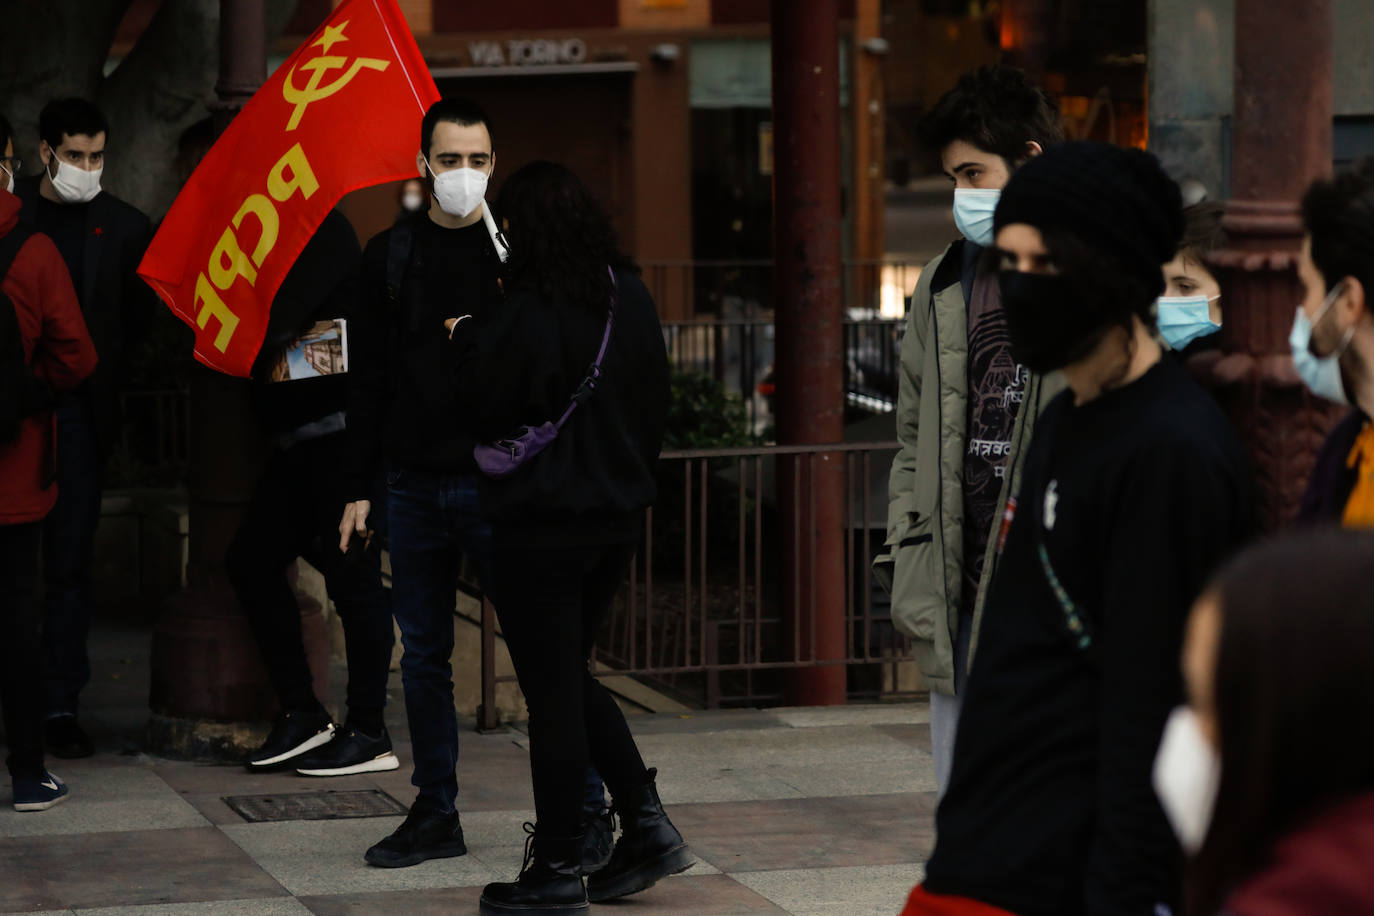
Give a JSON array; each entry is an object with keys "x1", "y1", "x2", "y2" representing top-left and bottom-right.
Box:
[
  {"x1": 110, "y1": 388, "x2": 192, "y2": 488},
  {"x1": 478, "y1": 441, "x2": 914, "y2": 726},
  {"x1": 661, "y1": 318, "x2": 905, "y2": 431},
  {"x1": 642, "y1": 258, "x2": 923, "y2": 318}
]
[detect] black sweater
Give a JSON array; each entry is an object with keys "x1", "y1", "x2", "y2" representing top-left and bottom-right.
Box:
[
  {"x1": 1298, "y1": 408, "x2": 1365, "y2": 523},
  {"x1": 924, "y1": 357, "x2": 1253, "y2": 916},
  {"x1": 345, "y1": 212, "x2": 504, "y2": 499},
  {"x1": 452, "y1": 268, "x2": 669, "y2": 544}
]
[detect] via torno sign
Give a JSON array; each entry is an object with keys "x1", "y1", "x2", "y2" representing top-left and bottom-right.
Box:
[{"x1": 468, "y1": 38, "x2": 588, "y2": 67}]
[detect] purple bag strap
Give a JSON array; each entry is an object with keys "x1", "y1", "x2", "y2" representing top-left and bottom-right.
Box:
[{"x1": 554, "y1": 266, "x2": 617, "y2": 430}]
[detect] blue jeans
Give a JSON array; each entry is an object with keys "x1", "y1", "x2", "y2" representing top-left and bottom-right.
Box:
[
  {"x1": 386, "y1": 469, "x2": 491, "y2": 813},
  {"x1": 42, "y1": 403, "x2": 104, "y2": 717}
]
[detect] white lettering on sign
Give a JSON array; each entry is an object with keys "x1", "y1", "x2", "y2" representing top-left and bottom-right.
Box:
[
  {"x1": 468, "y1": 38, "x2": 588, "y2": 67},
  {"x1": 469, "y1": 41, "x2": 506, "y2": 66}
]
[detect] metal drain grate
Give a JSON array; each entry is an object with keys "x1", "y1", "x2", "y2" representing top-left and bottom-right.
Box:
[{"x1": 223, "y1": 789, "x2": 408, "y2": 823}]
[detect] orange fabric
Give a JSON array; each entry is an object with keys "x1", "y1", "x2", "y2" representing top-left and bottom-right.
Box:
[
  {"x1": 1342, "y1": 422, "x2": 1374, "y2": 527},
  {"x1": 137, "y1": 0, "x2": 438, "y2": 377},
  {"x1": 900, "y1": 884, "x2": 1018, "y2": 916}
]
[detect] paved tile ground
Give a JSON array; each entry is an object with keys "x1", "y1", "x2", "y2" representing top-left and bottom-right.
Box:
[{"x1": 0, "y1": 621, "x2": 933, "y2": 914}]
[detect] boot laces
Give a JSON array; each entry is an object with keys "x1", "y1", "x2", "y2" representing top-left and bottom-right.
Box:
[{"x1": 519, "y1": 821, "x2": 538, "y2": 876}]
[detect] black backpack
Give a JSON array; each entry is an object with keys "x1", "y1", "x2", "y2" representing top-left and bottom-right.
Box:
[{"x1": 0, "y1": 226, "x2": 52, "y2": 444}]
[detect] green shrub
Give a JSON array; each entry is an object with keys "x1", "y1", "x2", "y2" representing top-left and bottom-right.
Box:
[{"x1": 664, "y1": 371, "x2": 758, "y2": 449}]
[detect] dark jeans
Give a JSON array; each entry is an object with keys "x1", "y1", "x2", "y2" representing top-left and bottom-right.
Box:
[
  {"x1": 386, "y1": 469, "x2": 491, "y2": 813},
  {"x1": 226, "y1": 434, "x2": 393, "y2": 727},
  {"x1": 41, "y1": 403, "x2": 104, "y2": 718},
  {"x1": 492, "y1": 534, "x2": 650, "y2": 838},
  {"x1": 2, "y1": 523, "x2": 47, "y2": 779}
]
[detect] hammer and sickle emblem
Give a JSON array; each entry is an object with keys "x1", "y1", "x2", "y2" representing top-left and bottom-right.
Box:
[{"x1": 282, "y1": 21, "x2": 390, "y2": 131}]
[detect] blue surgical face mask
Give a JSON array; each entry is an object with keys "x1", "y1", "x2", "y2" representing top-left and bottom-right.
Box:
[
  {"x1": 953, "y1": 188, "x2": 1001, "y2": 247},
  {"x1": 1157, "y1": 295, "x2": 1221, "y2": 350},
  {"x1": 1290, "y1": 284, "x2": 1353, "y2": 405}
]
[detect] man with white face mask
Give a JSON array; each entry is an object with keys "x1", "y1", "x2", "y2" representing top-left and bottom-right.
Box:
[
  {"x1": 13, "y1": 97, "x2": 152, "y2": 761},
  {"x1": 1293, "y1": 159, "x2": 1374, "y2": 526},
  {"x1": 341, "y1": 97, "x2": 506, "y2": 869},
  {"x1": 874, "y1": 66, "x2": 1064, "y2": 797}
]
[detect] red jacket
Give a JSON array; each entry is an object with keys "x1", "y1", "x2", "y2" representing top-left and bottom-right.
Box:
[
  {"x1": 0, "y1": 190, "x2": 97, "y2": 524},
  {"x1": 1225, "y1": 792, "x2": 1374, "y2": 916}
]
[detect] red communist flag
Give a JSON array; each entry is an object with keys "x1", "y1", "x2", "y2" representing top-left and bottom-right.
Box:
[{"x1": 138, "y1": 0, "x2": 439, "y2": 376}]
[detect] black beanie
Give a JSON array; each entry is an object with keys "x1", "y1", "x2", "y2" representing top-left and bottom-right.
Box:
[{"x1": 993, "y1": 141, "x2": 1183, "y2": 301}]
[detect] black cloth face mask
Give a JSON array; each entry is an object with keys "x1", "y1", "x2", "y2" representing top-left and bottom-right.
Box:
[{"x1": 998, "y1": 270, "x2": 1111, "y2": 373}]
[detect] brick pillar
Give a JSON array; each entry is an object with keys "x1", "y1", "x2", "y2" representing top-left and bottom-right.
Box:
[
  {"x1": 147, "y1": 0, "x2": 331, "y2": 759},
  {"x1": 1193, "y1": 0, "x2": 1339, "y2": 529}
]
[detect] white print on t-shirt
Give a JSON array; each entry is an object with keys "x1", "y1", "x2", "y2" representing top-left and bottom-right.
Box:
[
  {"x1": 968, "y1": 438, "x2": 1013, "y2": 458},
  {"x1": 1000, "y1": 366, "x2": 1031, "y2": 408},
  {"x1": 1044, "y1": 479, "x2": 1059, "y2": 531}
]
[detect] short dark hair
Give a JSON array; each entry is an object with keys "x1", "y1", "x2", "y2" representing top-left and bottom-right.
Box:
[
  {"x1": 420, "y1": 97, "x2": 491, "y2": 159},
  {"x1": 918, "y1": 65, "x2": 1064, "y2": 166},
  {"x1": 1301, "y1": 158, "x2": 1374, "y2": 297},
  {"x1": 1187, "y1": 528, "x2": 1374, "y2": 916},
  {"x1": 39, "y1": 97, "x2": 109, "y2": 151},
  {"x1": 1177, "y1": 201, "x2": 1228, "y2": 267}
]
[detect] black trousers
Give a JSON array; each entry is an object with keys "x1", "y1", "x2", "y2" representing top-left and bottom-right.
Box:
[
  {"x1": 226, "y1": 433, "x2": 392, "y2": 727},
  {"x1": 1, "y1": 522, "x2": 46, "y2": 778},
  {"x1": 492, "y1": 533, "x2": 650, "y2": 838}
]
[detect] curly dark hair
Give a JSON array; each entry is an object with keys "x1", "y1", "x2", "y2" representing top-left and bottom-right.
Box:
[
  {"x1": 1302, "y1": 157, "x2": 1374, "y2": 296},
  {"x1": 495, "y1": 161, "x2": 639, "y2": 310},
  {"x1": 918, "y1": 65, "x2": 1064, "y2": 164}
]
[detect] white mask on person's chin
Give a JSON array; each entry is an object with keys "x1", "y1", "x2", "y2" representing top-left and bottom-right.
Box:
[
  {"x1": 2, "y1": 165, "x2": 13, "y2": 195},
  {"x1": 1152, "y1": 706, "x2": 1221, "y2": 855},
  {"x1": 402, "y1": 191, "x2": 425, "y2": 212},
  {"x1": 49, "y1": 158, "x2": 102, "y2": 204},
  {"x1": 424, "y1": 157, "x2": 488, "y2": 218}
]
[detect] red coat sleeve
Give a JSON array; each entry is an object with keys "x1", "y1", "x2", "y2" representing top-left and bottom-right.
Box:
[{"x1": 26, "y1": 233, "x2": 97, "y2": 390}]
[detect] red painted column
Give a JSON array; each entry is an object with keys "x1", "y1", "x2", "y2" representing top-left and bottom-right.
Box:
[
  {"x1": 771, "y1": 0, "x2": 847, "y2": 706},
  {"x1": 1195, "y1": 0, "x2": 1339, "y2": 529}
]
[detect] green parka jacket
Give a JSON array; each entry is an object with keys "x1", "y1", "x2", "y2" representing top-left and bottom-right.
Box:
[{"x1": 872, "y1": 241, "x2": 1065, "y2": 694}]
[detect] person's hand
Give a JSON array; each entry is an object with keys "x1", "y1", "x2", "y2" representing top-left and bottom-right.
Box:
[{"x1": 339, "y1": 499, "x2": 372, "y2": 552}]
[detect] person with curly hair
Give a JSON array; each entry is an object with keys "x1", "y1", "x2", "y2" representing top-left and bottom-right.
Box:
[{"x1": 448, "y1": 161, "x2": 684, "y2": 916}]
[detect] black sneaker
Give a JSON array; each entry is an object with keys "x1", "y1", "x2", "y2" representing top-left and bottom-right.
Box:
[
  {"x1": 294, "y1": 723, "x2": 400, "y2": 776},
  {"x1": 13, "y1": 770, "x2": 70, "y2": 811},
  {"x1": 365, "y1": 797, "x2": 467, "y2": 868},
  {"x1": 45, "y1": 715, "x2": 94, "y2": 759},
  {"x1": 245, "y1": 709, "x2": 335, "y2": 772}
]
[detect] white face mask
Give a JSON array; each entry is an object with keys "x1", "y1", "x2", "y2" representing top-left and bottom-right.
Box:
[
  {"x1": 2, "y1": 164, "x2": 13, "y2": 195},
  {"x1": 49, "y1": 158, "x2": 102, "y2": 204},
  {"x1": 401, "y1": 190, "x2": 425, "y2": 212},
  {"x1": 1152, "y1": 706, "x2": 1221, "y2": 855},
  {"x1": 424, "y1": 158, "x2": 488, "y2": 218}
]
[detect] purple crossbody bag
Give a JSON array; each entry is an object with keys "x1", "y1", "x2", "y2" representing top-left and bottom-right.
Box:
[{"x1": 473, "y1": 268, "x2": 617, "y2": 479}]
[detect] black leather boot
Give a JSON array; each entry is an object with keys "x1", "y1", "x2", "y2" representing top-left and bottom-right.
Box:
[
  {"x1": 587, "y1": 768, "x2": 693, "y2": 902},
  {"x1": 480, "y1": 823, "x2": 589, "y2": 915}
]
